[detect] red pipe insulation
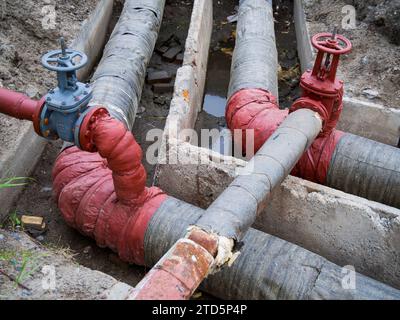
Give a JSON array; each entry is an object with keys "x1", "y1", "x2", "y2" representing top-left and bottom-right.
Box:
[
  {"x1": 226, "y1": 88, "x2": 345, "y2": 184},
  {"x1": 53, "y1": 110, "x2": 167, "y2": 265}
]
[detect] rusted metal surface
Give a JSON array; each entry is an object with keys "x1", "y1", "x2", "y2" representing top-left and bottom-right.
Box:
[
  {"x1": 187, "y1": 228, "x2": 218, "y2": 257},
  {"x1": 131, "y1": 239, "x2": 214, "y2": 300}
]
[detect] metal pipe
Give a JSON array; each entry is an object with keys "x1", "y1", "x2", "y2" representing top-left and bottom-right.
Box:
[
  {"x1": 327, "y1": 133, "x2": 400, "y2": 208},
  {"x1": 228, "y1": 0, "x2": 278, "y2": 99},
  {"x1": 0, "y1": 88, "x2": 43, "y2": 121},
  {"x1": 133, "y1": 108, "x2": 323, "y2": 299}
]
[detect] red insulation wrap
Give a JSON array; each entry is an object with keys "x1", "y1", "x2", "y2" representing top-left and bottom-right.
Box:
[
  {"x1": 52, "y1": 114, "x2": 167, "y2": 265},
  {"x1": 292, "y1": 129, "x2": 345, "y2": 184},
  {"x1": 226, "y1": 88, "x2": 345, "y2": 184},
  {"x1": 226, "y1": 88, "x2": 288, "y2": 153}
]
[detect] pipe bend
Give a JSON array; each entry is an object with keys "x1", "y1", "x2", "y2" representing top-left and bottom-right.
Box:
[
  {"x1": 52, "y1": 113, "x2": 167, "y2": 265},
  {"x1": 226, "y1": 88, "x2": 288, "y2": 153}
]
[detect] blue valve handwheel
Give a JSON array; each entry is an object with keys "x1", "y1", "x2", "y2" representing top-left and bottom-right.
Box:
[{"x1": 41, "y1": 49, "x2": 88, "y2": 72}]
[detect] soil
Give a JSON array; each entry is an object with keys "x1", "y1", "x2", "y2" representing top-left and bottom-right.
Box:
[
  {"x1": 304, "y1": 0, "x2": 400, "y2": 109},
  {"x1": 0, "y1": 0, "x2": 97, "y2": 155},
  {"x1": 348, "y1": 0, "x2": 400, "y2": 45}
]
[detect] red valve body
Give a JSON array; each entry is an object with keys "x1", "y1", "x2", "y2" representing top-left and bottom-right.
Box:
[{"x1": 290, "y1": 33, "x2": 352, "y2": 136}]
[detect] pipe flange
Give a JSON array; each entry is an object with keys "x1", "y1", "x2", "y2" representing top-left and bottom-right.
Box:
[
  {"x1": 75, "y1": 106, "x2": 110, "y2": 151},
  {"x1": 290, "y1": 97, "x2": 328, "y2": 128}
]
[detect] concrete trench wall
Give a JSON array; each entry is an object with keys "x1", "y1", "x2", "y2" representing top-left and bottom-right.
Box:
[
  {"x1": 0, "y1": 0, "x2": 114, "y2": 221},
  {"x1": 294, "y1": 0, "x2": 400, "y2": 147},
  {"x1": 155, "y1": 0, "x2": 400, "y2": 289}
]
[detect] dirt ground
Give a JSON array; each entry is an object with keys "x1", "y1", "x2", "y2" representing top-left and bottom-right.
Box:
[
  {"x1": 304, "y1": 0, "x2": 400, "y2": 109},
  {"x1": 0, "y1": 0, "x2": 97, "y2": 157}
]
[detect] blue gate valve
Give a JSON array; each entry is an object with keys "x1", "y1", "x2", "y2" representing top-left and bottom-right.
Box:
[{"x1": 39, "y1": 37, "x2": 92, "y2": 147}]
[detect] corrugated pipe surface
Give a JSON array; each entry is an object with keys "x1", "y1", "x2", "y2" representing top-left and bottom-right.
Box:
[
  {"x1": 327, "y1": 133, "x2": 400, "y2": 208},
  {"x1": 89, "y1": 0, "x2": 165, "y2": 130},
  {"x1": 228, "y1": 0, "x2": 278, "y2": 99}
]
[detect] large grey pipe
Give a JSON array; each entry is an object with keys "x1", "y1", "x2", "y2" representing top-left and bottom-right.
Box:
[
  {"x1": 144, "y1": 197, "x2": 400, "y2": 299},
  {"x1": 89, "y1": 0, "x2": 166, "y2": 130},
  {"x1": 327, "y1": 133, "x2": 400, "y2": 208},
  {"x1": 228, "y1": 0, "x2": 278, "y2": 99}
]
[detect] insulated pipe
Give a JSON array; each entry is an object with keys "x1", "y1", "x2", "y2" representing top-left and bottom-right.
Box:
[
  {"x1": 133, "y1": 108, "x2": 322, "y2": 299},
  {"x1": 228, "y1": 0, "x2": 278, "y2": 98},
  {"x1": 46, "y1": 0, "x2": 399, "y2": 296},
  {"x1": 142, "y1": 197, "x2": 400, "y2": 300},
  {"x1": 53, "y1": 144, "x2": 400, "y2": 300},
  {"x1": 89, "y1": 0, "x2": 165, "y2": 130}
]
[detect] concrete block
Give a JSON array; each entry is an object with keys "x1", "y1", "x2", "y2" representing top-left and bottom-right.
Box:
[
  {"x1": 163, "y1": 46, "x2": 182, "y2": 62},
  {"x1": 147, "y1": 70, "x2": 172, "y2": 84}
]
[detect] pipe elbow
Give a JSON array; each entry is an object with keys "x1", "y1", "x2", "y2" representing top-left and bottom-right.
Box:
[
  {"x1": 52, "y1": 114, "x2": 167, "y2": 265},
  {"x1": 226, "y1": 88, "x2": 288, "y2": 153}
]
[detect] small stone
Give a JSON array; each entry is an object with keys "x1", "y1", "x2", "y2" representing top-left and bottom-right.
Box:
[
  {"x1": 155, "y1": 46, "x2": 169, "y2": 55},
  {"x1": 137, "y1": 106, "x2": 146, "y2": 114},
  {"x1": 83, "y1": 246, "x2": 91, "y2": 254},
  {"x1": 153, "y1": 82, "x2": 174, "y2": 94},
  {"x1": 147, "y1": 70, "x2": 171, "y2": 84},
  {"x1": 25, "y1": 85, "x2": 39, "y2": 98},
  {"x1": 175, "y1": 53, "x2": 184, "y2": 64},
  {"x1": 0, "y1": 234, "x2": 4, "y2": 241},
  {"x1": 40, "y1": 187, "x2": 52, "y2": 193},
  {"x1": 162, "y1": 46, "x2": 182, "y2": 62},
  {"x1": 361, "y1": 56, "x2": 369, "y2": 65},
  {"x1": 362, "y1": 88, "x2": 379, "y2": 99},
  {"x1": 36, "y1": 235, "x2": 44, "y2": 241}
]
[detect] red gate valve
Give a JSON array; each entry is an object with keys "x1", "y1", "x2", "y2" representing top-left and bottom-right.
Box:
[{"x1": 290, "y1": 32, "x2": 352, "y2": 136}]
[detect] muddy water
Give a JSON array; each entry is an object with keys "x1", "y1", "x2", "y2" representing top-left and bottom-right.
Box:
[{"x1": 203, "y1": 51, "x2": 232, "y2": 118}]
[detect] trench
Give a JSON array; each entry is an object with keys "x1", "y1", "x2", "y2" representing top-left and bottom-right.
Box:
[{"x1": 2, "y1": 0, "x2": 302, "y2": 293}]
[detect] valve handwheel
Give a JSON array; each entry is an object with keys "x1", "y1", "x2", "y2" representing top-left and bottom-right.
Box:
[
  {"x1": 312, "y1": 32, "x2": 352, "y2": 55},
  {"x1": 41, "y1": 37, "x2": 87, "y2": 72}
]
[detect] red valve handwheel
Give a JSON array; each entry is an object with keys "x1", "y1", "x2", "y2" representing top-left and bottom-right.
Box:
[{"x1": 312, "y1": 33, "x2": 352, "y2": 55}]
